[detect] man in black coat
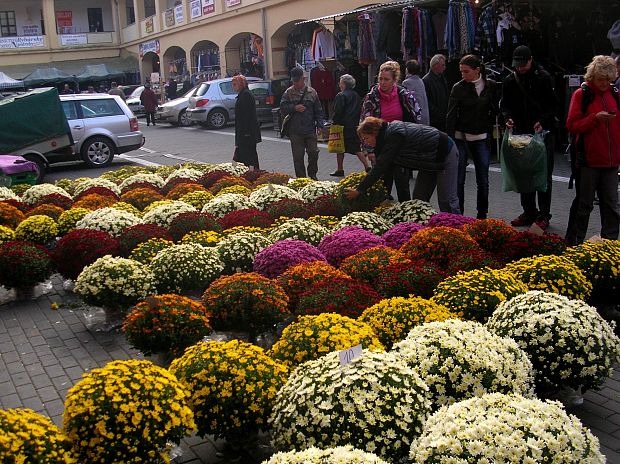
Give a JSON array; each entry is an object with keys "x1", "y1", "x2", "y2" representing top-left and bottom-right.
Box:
[
  {"x1": 423, "y1": 54, "x2": 449, "y2": 131},
  {"x1": 500, "y1": 45, "x2": 559, "y2": 230}
]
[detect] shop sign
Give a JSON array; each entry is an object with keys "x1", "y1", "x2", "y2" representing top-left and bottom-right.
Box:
[
  {"x1": 226, "y1": 0, "x2": 241, "y2": 7},
  {"x1": 190, "y1": 0, "x2": 202, "y2": 19},
  {"x1": 202, "y1": 0, "x2": 215, "y2": 15},
  {"x1": 145, "y1": 17, "x2": 154, "y2": 33},
  {"x1": 0, "y1": 35, "x2": 45, "y2": 49},
  {"x1": 60, "y1": 33, "x2": 88, "y2": 46},
  {"x1": 139, "y1": 39, "x2": 160, "y2": 58},
  {"x1": 174, "y1": 5, "x2": 184, "y2": 24},
  {"x1": 165, "y1": 9, "x2": 175, "y2": 27},
  {"x1": 56, "y1": 11, "x2": 73, "y2": 27},
  {"x1": 22, "y1": 24, "x2": 41, "y2": 36}
]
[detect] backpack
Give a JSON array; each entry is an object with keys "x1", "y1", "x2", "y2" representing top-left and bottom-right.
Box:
[{"x1": 568, "y1": 83, "x2": 620, "y2": 187}]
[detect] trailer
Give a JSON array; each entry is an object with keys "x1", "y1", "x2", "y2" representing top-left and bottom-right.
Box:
[{"x1": 0, "y1": 87, "x2": 74, "y2": 182}]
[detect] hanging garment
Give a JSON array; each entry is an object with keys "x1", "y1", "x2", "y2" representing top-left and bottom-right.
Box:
[
  {"x1": 358, "y1": 13, "x2": 376, "y2": 65},
  {"x1": 475, "y1": 5, "x2": 497, "y2": 57},
  {"x1": 433, "y1": 11, "x2": 448, "y2": 50},
  {"x1": 312, "y1": 28, "x2": 336, "y2": 61},
  {"x1": 310, "y1": 66, "x2": 336, "y2": 101}
]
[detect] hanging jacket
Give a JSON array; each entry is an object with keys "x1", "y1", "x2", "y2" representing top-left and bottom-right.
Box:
[
  {"x1": 333, "y1": 88, "x2": 362, "y2": 139},
  {"x1": 360, "y1": 84, "x2": 421, "y2": 123},
  {"x1": 566, "y1": 82, "x2": 620, "y2": 168},
  {"x1": 446, "y1": 78, "x2": 499, "y2": 137},
  {"x1": 356, "y1": 121, "x2": 449, "y2": 194}
]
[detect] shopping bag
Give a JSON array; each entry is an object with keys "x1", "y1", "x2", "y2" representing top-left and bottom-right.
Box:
[
  {"x1": 327, "y1": 124, "x2": 345, "y2": 153},
  {"x1": 500, "y1": 129, "x2": 548, "y2": 193},
  {"x1": 280, "y1": 114, "x2": 292, "y2": 138}
]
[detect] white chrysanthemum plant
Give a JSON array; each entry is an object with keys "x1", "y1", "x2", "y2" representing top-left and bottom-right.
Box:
[
  {"x1": 75, "y1": 255, "x2": 156, "y2": 310},
  {"x1": 486, "y1": 290, "x2": 620, "y2": 396},
  {"x1": 409, "y1": 393, "x2": 605, "y2": 464},
  {"x1": 21, "y1": 184, "x2": 72, "y2": 205},
  {"x1": 268, "y1": 218, "x2": 330, "y2": 246},
  {"x1": 149, "y1": 243, "x2": 224, "y2": 294},
  {"x1": 393, "y1": 319, "x2": 535, "y2": 409},
  {"x1": 381, "y1": 199, "x2": 436, "y2": 225},
  {"x1": 142, "y1": 200, "x2": 197, "y2": 227},
  {"x1": 337, "y1": 211, "x2": 393, "y2": 235},
  {"x1": 118, "y1": 173, "x2": 166, "y2": 190},
  {"x1": 215, "y1": 231, "x2": 271, "y2": 274},
  {"x1": 207, "y1": 162, "x2": 250, "y2": 177},
  {"x1": 75, "y1": 207, "x2": 142, "y2": 237},
  {"x1": 270, "y1": 349, "x2": 432, "y2": 463},
  {"x1": 249, "y1": 184, "x2": 302, "y2": 211},
  {"x1": 72, "y1": 178, "x2": 121, "y2": 197},
  {"x1": 165, "y1": 167, "x2": 203, "y2": 183},
  {"x1": 0, "y1": 186, "x2": 20, "y2": 201},
  {"x1": 265, "y1": 446, "x2": 390, "y2": 464},
  {"x1": 298, "y1": 180, "x2": 339, "y2": 202},
  {"x1": 201, "y1": 193, "x2": 253, "y2": 218}
]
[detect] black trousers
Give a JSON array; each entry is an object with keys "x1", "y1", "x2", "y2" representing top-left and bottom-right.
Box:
[
  {"x1": 519, "y1": 133, "x2": 554, "y2": 219},
  {"x1": 145, "y1": 112, "x2": 156, "y2": 125}
]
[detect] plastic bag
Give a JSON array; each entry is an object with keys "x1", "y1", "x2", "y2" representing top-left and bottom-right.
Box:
[
  {"x1": 500, "y1": 129, "x2": 548, "y2": 193},
  {"x1": 327, "y1": 124, "x2": 345, "y2": 153}
]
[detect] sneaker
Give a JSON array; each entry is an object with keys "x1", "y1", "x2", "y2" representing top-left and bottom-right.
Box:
[
  {"x1": 330, "y1": 170, "x2": 345, "y2": 177},
  {"x1": 534, "y1": 216, "x2": 550, "y2": 231},
  {"x1": 511, "y1": 213, "x2": 537, "y2": 227}
]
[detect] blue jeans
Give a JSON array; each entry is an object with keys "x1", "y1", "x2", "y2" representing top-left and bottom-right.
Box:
[{"x1": 456, "y1": 139, "x2": 490, "y2": 218}]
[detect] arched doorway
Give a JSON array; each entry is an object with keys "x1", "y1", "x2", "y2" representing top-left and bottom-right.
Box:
[
  {"x1": 225, "y1": 32, "x2": 264, "y2": 78},
  {"x1": 141, "y1": 51, "x2": 161, "y2": 81},
  {"x1": 162, "y1": 46, "x2": 187, "y2": 80},
  {"x1": 270, "y1": 20, "x2": 308, "y2": 79},
  {"x1": 190, "y1": 40, "x2": 220, "y2": 83}
]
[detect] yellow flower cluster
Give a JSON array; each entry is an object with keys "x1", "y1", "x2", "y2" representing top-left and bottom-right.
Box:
[
  {"x1": 431, "y1": 268, "x2": 528, "y2": 322},
  {"x1": 360, "y1": 297, "x2": 458, "y2": 348},
  {"x1": 222, "y1": 225, "x2": 267, "y2": 236},
  {"x1": 287, "y1": 177, "x2": 315, "y2": 191},
  {"x1": 57, "y1": 208, "x2": 91, "y2": 235},
  {"x1": 0, "y1": 224, "x2": 15, "y2": 243},
  {"x1": 0, "y1": 408, "x2": 76, "y2": 463},
  {"x1": 504, "y1": 255, "x2": 592, "y2": 301},
  {"x1": 215, "y1": 184, "x2": 252, "y2": 197},
  {"x1": 14, "y1": 214, "x2": 58, "y2": 244},
  {"x1": 129, "y1": 237, "x2": 174, "y2": 264},
  {"x1": 179, "y1": 190, "x2": 214, "y2": 209},
  {"x1": 110, "y1": 201, "x2": 142, "y2": 217},
  {"x1": 269, "y1": 313, "x2": 384, "y2": 366},
  {"x1": 169, "y1": 340, "x2": 288, "y2": 440},
  {"x1": 563, "y1": 239, "x2": 620, "y2": 299},
  {"x1": 181, "y1": 230, "x2": 222, "y2": 247},
  {"x1": 63, "y1": 359, "x2": 195, "y2": 463},
  {"x1": 308, "y1": 215, "x2": 339, "y2": 230}
]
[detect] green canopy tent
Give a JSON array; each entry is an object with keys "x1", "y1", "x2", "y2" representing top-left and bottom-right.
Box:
[
  {"x1": 76, "y1": 64, "x2": 125, "y2": 83},
  {"x1": 23, "y1": 67, "x2": 78, "y2": 88}
]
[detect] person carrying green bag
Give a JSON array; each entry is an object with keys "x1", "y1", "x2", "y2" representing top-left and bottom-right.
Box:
[{"x1": 500, "y1": 129, "x2": 548, "y2": 194}]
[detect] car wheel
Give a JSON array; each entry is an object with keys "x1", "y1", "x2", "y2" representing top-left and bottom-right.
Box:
[
  {"x1": 178, "y1": 109, "x2": 192, "y2": 127},
  {"x1": 81, "y1": 136, "x2": 115, "y2": 167},
  {"x1": 207, "y1": 109, "x2": 228, "y2": 129},
  {"x1": 22, "y1": 154, "x2": 46, "y2": 183}
]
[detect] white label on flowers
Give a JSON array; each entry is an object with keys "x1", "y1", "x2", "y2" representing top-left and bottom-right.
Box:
[{"x1": 339, "y1": 344, "x2": 363, "y2": 367}]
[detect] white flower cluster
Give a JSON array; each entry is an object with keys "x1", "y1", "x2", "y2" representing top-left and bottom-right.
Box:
[
  {"x1": 211, "y1": 162, "x2": 250, "y2": 176},
  {"x1": 165, "y1": 167, "x2": 204, "y2": 183},
  {"x1": 75, "y1": 255, "x2": 155, "y2": 307},
  {"x1": 486, "y1": 291, "x2": 620, "y2": 393},
  {"x1": 338, "y1": 212, "x2": 392, "y2": 235},
  {"x1": 202, "y1": 193, "x2": 252, "y2": 218},
  {"x1": 21, "y1": 184, "x2": 72, "y2": 205},
  {"x1": 72, "y1": 178, "x2": 121, "y2": 197},
  {"x1": 270, "y1": 350, "x2": 431, "y2": 462},
  {"x1": 142, "y1": 200, "x2": 197, "y2": 227},
  {"x1": 249, "y1": 184, "x2": 302, "y2": 210},
  {"x1": 381, "y1": 200, "x2": 436, "y2": 225},
  {"x1": 0, "y1": 186, "x2": 19, "y2": 201},
  {"x1": 118, "y1": 173, "x2": 166, "y2": 190},
  {"x1": 410, "y1": 393, "x2": 605, "y2": 463},
  {"x1": 215, "y1": 231, "x2": 271, "y2": 273},
  {"x1": 394, "y1": 320, "x2": 535, "y2": 408},
  {"x1": 268, "y1": 218, "x2": 330, "y2": 246},
  {"x1": 265, "y1": 446, "x2": 390, "y2": 464},
  {"x1": 150, "y1": 243, "x2": 224, "y2": 293},
  {"x1": 76, "y1": 207, "x2": 142, "y2": 237},
  {"x1": 298, "y1": 181, "x2": 339, "y2": 202}
]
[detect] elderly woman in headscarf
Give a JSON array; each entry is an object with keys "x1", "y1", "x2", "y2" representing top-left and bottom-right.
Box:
[{"x1": 232, "y1": 74, "x2": 261, "y2": 170}]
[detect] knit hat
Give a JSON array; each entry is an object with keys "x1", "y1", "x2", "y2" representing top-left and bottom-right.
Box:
[{"x1": 512, "y1": 45, "x2": 532, "y2": 67}]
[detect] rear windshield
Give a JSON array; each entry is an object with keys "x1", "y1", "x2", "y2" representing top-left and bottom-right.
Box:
[
  {"x1": 249, "y1": 83, "x2": 270, "y2": 96},
  {"x1": 80, "y1": 99, "x2": 125, "y2": 118},
  {"x1": 196, "y1": 83, "x2": 210, "y2": 97}
]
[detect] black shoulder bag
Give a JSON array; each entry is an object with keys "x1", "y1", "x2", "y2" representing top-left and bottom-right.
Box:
[{"x1": 280, "y1": 87, "x2": 308, "y2": 138}]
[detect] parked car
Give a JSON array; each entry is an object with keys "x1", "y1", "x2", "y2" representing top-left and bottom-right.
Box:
[
  {"x1": 126, "y1": 85, "x2": 145, "y2": 116},
  {"x1": 121, "y1": 84, "x2": 141, "y2": 97},
  {"x1": 155, "y1": 84, "x2": 200, "y2": 127},
  {"x1": 186, "y1": 77, "x2": 261, "y2": 129},
  {"x1": 248, "y1": 78, "x2": 289, "y2": 126},
  {"x1": 59, "y1": 94, "x2": 144, "y2": 167}
]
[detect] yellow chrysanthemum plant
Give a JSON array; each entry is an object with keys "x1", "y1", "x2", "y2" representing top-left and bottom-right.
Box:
[
  {"x1": 169, "y1": 340, "x2": 288, "y2": 442},
  {"x1": 0, "y1": 408, "x2": 77, "y2": 463},
  {"x1": 0, "y1": 224, "x2": 15, "y2": 244},
  {"x1": 14, "y1": 214, "x2": 58, "y2": 244},
  {"x1": 503, "y1": 254, "x2": 593, "y2": 301},
  {"x1": 63, "y1": 360, "x2": 196, "y2": 463},
  {"x1": 359, "y1": 297, "x2": 458, "y2": 349},
  {"x1": 269, "y1": 313, "x2": 384, "y2": 367},
  {"x1": 431, "y1": 267, "x2": 528, "y2": 322}
]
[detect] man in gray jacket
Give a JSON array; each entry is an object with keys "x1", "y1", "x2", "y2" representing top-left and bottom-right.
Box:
[
  {"x1": 402, "y1": 60, "x2": 430, "y2": 125},
  {"x1": 280, "y1": 67, "x2": 325, "y2": 179}
]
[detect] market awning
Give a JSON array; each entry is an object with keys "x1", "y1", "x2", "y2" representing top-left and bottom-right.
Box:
[
  {"x1": 0, "y1": 55, "x2": 139, "y2": 80},
  {"x1": 76, "y1": 64, "x2": 125, "y2": 83},
  {"x1": 0, "y1": 71, "x2": 24, "y2": 89},
  {"x1": 23, "y1": 67, "x2": 77, "y2": 87}
]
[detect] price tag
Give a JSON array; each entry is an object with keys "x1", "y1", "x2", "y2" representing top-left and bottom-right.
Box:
[
  {"x1": 587, "y1": 235, "x2": 604, "y2": 244},
  {"x1": 339, "y1": 344, "x2": 363, "y2": 367},
  {"x1": 528, "y1": 223, "x2": 544, "y2": 236}
]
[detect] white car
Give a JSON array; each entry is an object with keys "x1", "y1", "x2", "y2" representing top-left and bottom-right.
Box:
[
  {"x1": 59, "y1": 94, "x2": 144, "y2": 167},
  {"x1": 125, "y1": 85, "x2": 145, "y2": 116},
  {"x1": 155, "y1": 84, "x2": 200, "y2": 127}
]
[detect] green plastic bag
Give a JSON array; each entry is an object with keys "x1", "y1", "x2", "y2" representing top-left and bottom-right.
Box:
[{"x1": 500, "y1": 130, "x2": 548, "y2": 193}]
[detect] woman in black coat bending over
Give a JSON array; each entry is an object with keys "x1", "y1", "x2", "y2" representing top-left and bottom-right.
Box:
[{"x1": 232, "y1": 74, "x2": 261, "y2": 170}]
